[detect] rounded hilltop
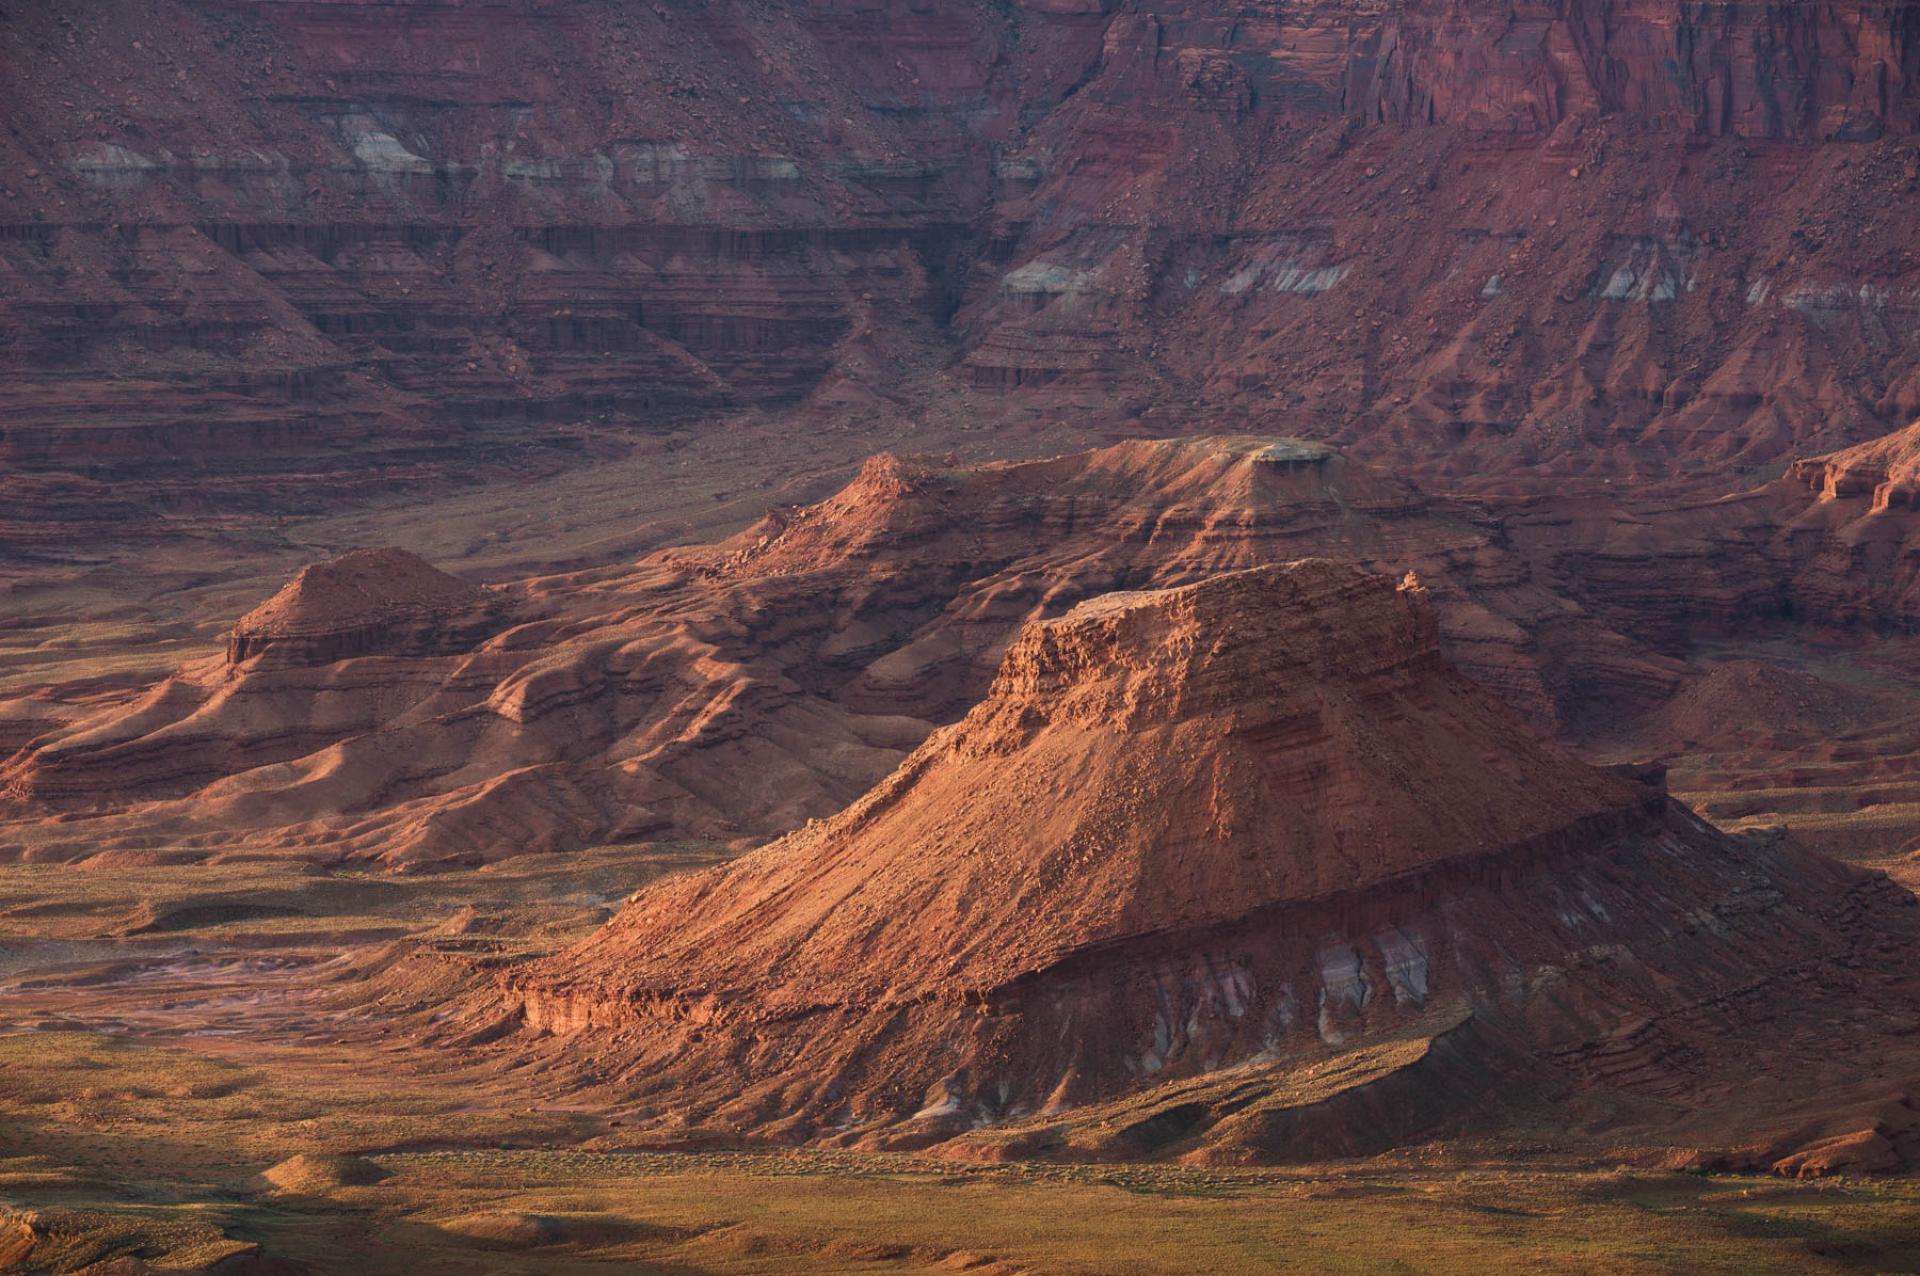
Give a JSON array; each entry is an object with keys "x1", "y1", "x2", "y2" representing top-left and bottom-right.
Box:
[{"x1": 232, "y1": 547, "x2": 482, "y2": 640}]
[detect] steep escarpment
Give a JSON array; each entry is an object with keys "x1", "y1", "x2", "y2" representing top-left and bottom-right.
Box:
[
  {"x1": 969, "y1": 19, "x2": 1920, "y2": 488},
  {"x1": 5, "y1": 0, "x2": 1920, "y2": 552},
  {"x1": 1370, "y1": 0, "x2": 1919, "y2": 138},
  {"x1": 962, "y1": 1, "x2": 1920, "y2": 486},
  {"x1": 1491, "y1": 418, "x2": 1920, "y2": 857},
  {"x1": 0, "y1": 437, "x2": 1680, "y2": 866},
  {"x1": 0, "y1": 0, "x2": 1001, "y2": 549},
  {"x1": 1500, "y1": 419, "x2": 1920, "y2": 651},
  {"x1": 495, "y1": 563, "x2": 1920, "y2": 1164}
]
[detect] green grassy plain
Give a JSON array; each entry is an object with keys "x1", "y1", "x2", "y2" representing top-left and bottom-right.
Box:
[{"x1": 3, "y1": 847, "x2": 1920, "y2": 1274}]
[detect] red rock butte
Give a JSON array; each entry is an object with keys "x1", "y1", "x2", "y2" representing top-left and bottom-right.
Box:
[
  {"x1": 494, "y1": 561, "x2": 1920, "y2": 1165},
  {"x1": 547, "y1": 562, "x2": 1643, "y2": 999},
  {"x1": 12, "y1": 3, "x2": 1920, "y2": 1263},
  {"x1": 20, "y1": 423, "x2": 1920, "y2": 868},
  {"x1": 0, "y1": 436, "x2": 1678, "y2": 866},
  {"x1": 227, "y1": 547, "x2": 485, "y2": 664}
]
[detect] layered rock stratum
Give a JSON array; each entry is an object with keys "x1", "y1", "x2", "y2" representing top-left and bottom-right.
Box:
[
  {"x1": 0, "y1": 436, "x2": 1682, "y2": 866},
  {"x1": 493, "y1": 561, "x2": 1920, "y2": 1166},
  {"x1": 226, "y1": 546, "x2": 489, "y2": 665},
  {"x1": 20, "y1": 416, "x2": 1920, "y2": 868},
  {"x1": 5, "y1": 0, "x2": 1920, "y2": 552},
  {"x1": 1487, "y1": 414, "x2": 1920, "y2": 853}
]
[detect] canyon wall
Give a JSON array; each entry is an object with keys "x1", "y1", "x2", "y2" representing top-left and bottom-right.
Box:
[{"x1": 4, "y1": 0, "x2": 1919, "y2": 547}]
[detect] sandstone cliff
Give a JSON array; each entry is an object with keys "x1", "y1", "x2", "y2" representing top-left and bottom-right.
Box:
[{"x1": 5, "y1": 0, "x2": 1920, "y2": 551}]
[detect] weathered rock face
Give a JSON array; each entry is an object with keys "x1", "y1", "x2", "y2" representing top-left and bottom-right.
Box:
[
  {"x1": 682, "y1": 436, "x2": 1682, "y2": 728},
  {"x1": 494, "y1": 562, "x2": 1920, "y2": 1163},
  {"x1": 965, "y1": 0, "x2": 1920, "y2": 490},
  {"x1": 0, "y1": 436, "x2": 1680, "y2": 866},
  {"x1": 21, "y1": 421, "x2": 1920, "y2": 874},
  {"x1": 1488, "y1": 417, "x2": 1920, "y2": 858},
  {"x1": 0, "y1": 548, "x2": 504, "y2": 814},
  {"x1": 528, "y1": 562, "x2": 1648, "y2": 999},
  {"x1": 0, "y1": 0, "x2": 993, "y2": 550},
  {"x1": 5, "y1": 0, "x2": 1920, "y2": 550},
  {"x1": 1792, "y1": 416, "x2": 1920, "y2": 516},
  {"x1": 226, "y1": 546, "x2": 489, "y2": 666},
  {"x1": 1497, "y1": 416, "x2": 1920, "y2": 648},
  {"x1": 1366, "y1": 0, "x2": 1920, "y2": 138}
]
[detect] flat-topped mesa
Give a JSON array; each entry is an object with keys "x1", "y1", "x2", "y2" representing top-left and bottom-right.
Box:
[
  {"x1": 697, "y1": 436, "x2": 1415, "y2": 584},
  {"x1": 8, "y1": 434, "x2": 1657, "y2": 865},
  {"x1": 480, "y1": 556, "x2": 1920, "y2": 1166},
  {"x1": 545, "y1": 560, "x2": 1651, "y2": 1009},
  {"x1": 976, "y1": 558, "x2": 1442, "y2": 733},
  {"x1": 488, "y1": 559, "x2": 1913, "y2": 1161},
  {"x1": 226, "y1": 548, "x2": 488, "y2": 668}
]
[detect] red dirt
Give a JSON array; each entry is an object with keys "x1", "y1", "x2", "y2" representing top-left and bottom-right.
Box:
[
  {"x1": 6, "y1": 0, "x2": 1920, "y2": 1192},
  {"x1": 544, "y1": 562, "x2": 1641, "y2": 999},
  {"x1": 1650, "y1": 659, "x2": 1906, "y2": 753},
  {"x1": 27, "y1": 414, "x2": 1920, "y2": 870}
]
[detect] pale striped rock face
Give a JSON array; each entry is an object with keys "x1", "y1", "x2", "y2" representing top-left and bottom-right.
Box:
[{"x1": 5, "y1": 0, "x2": 1920, "y2": 563}]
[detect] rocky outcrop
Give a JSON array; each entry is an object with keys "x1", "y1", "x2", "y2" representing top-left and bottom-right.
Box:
[
  {"x1": 1498, "y1": 417, "x2": 1920, "y2": 645},
  {"x1": 959, "y1": 0, "x2": 1920, "y2": 486},
  {"x1": 1479, "y1": 417, "x2": 1920, "y2": 857},
  {"x1": 1, "y1": 548, "x2": 505, "y2": 811},
  {"x1": 536, "y1": 563, "x2": 1650, "y2": 1001},
  {"x1": 492, "y1": 562, "x2": 1920, "y2": 1163},
  {"x1": 1792, "y1": 417, "x2": 1920, "y2": 514},
  {"x1": 36, "y1": 411, "x2": 1920, "y2": 874},
  {"x1": 683, "y1": 436, "x2": 1681, "y2": 729},
  {"x1": 226, "y1": 547, "x2": 490, "y2": 666},
  {"x1": 0, "y1": 437, "x2": 1684, "y2": 866}
]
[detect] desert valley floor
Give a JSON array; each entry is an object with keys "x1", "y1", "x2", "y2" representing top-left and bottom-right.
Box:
[
  {"x1": 8, "y1": 424, "x2": 1920, "y2": 1273},
  {"x1": 5, "y1": 850, "x2": 1920, "y2": 1276},
  {"x1": 12, "y1": 0, "x2": 1920, "y2": 1270}
]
